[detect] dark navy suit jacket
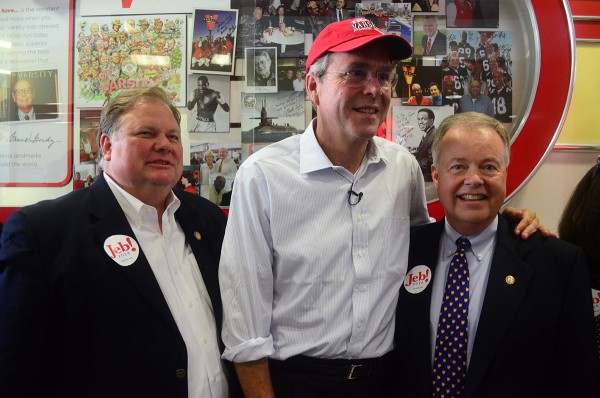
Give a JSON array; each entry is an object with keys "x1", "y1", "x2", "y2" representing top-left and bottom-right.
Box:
[
  {"x1": 0, "y1": 174, "x2": 240, "y2": 398},
  {"x1": 394, "y1": 216, "x2": 599, "y2": 397}
]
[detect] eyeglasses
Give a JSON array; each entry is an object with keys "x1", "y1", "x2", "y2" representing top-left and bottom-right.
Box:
[
  {"x1": 14, "y1": 88, "x2": 33, "y2": 96},
  {"x1": 328, "y1": 69, "x2": 398, "y2": 89}
]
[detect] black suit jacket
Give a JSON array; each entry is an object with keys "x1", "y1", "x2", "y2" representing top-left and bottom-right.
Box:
[
  {"x1": 10, "y1": 103, "x2": 58, "y2": 121},
  {"x1": 394, "y1": 216, "x2": 599, "y2": 397},
  {"x1": 0, "y1": 175, "x2": 239, "y2": 398},
  {"x1": 421, "y1": 31, "x2": 447, "y2": 56}
]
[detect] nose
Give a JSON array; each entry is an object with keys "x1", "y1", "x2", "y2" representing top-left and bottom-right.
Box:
[
  {"x1": 464, "y1": 167, "x2": 483, "y2": 185},
  {"x1": 154, "y1": 134, "x2": 174, "y2": 152},
  {"x1": 362, "y1": 73, "x2": 384, "y2": 96}
]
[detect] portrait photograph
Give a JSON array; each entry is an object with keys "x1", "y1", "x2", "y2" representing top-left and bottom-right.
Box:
[
  {"x1": 244, "y1": 47, "x2": 278, "y2": 93},
  {"x1": 413, "y1": 15, "x2": 447, "y2": 57},
  {"x1": 392, "y1": 105, "x2": 454, "y2": 202},
  {"x1": 186, "y1": 74, "x2": 231, "y2": 133},
  {"x1": 189, "y1": 8, "x2": 238, "y2": 75},
  {"x1": 7, "y1": 69, "x2": 59, "y2": 123}
]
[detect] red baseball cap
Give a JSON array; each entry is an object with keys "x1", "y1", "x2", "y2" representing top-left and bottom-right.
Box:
[
  {"x1": 193, "y1": 170, "x2": 199, "y2": 175},
  {"x1": 306, "y1": 18, "x2": 412, "y2": 73}
]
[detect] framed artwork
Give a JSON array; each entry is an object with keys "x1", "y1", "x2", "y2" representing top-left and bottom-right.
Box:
[
  {"x1": 356, "y1": 2, "x2": 412, "y2": 43},
  {"x1": 74, "y1": 14, "x2": 187, "y2": 107},
  {"x1": 186, "y1": 74, "x2": 231, "y2": 133},
  {"x1": 79, "y1": 109, "x2": 101, "y2": 164},
  {"x1": 6, "y1": 69, "x2": 59, "y2": 123},
  {"x1": 241, "y1": 91, "x2": 305, "y2": 162},
  {"x1": 189, "y1": 8, "x2": 238, "y2": 75},
  {"x1": 244, "y1": 47, "x2": 278, "y2": 93},
  {"x1": 413, "y1": 15, "x2": 448, "y2": 57},
  {"x1": 175, "y1": 165, "x2": 201, "y2": 196}
]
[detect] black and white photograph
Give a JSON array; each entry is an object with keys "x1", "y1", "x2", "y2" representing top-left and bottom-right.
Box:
[
  {"x1": 186, "y1": 74, "x2": 231, "y2": 133},
  {"x1": 244, "y1": 47, "x2": 278, "y2": 93}
]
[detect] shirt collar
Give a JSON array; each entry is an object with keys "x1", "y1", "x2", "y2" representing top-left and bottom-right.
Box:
[
  {"x1": 442, "y1": 216, "x2": 498, "y2": 262},
  {"x1": 299, "y1": 118, "x2": 384, "y2": 174},
  {"x1": 104, "y1": 172, "x2": 180, "y2": 227},
  {"x1": 18, "y1": 109, "x2": 34, "y2": 120}
]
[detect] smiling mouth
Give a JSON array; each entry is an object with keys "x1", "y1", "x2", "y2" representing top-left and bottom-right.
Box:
[
  {"x1": 356, "y1": 108, "x2": 377, "y2": 114},
  {"x1": 458, "y1": 194, "x2": 486, "y2": 201}
]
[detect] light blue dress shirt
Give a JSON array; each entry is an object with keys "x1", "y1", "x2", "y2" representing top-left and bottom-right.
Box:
[{"x1": 220, "y1": 120, "x2": 431, "y2": 362}]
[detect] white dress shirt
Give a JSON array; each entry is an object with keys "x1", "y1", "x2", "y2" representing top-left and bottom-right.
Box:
[
  {"x1": 18, "y1": 109, "x2": 35, "y2": 120},
  {"x1": 429, "y1": 217, "x2": 497, "y2": 368},
  {"x1": 104, "y1": 173, "x2": 228, "y2": 397},
  {"x1": 220, "y1": 120, "x2": 430, "y2": 362}
]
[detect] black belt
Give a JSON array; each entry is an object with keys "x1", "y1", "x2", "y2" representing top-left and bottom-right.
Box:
[
  {"x1": 196, "y1": 116, "x2": 214, "y2": 122},
  {"x1": 269, "y1": 352, "x2": 392, "y2": 380}
]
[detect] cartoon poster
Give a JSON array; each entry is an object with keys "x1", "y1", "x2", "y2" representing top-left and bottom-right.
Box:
[{"x1": 74, "y1": 14, "x2": 186, "y2": 107}]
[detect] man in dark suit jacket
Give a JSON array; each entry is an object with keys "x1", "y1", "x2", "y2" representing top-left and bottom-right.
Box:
[
  {"x1": 420, "y1": 15, "x2": 447, "y2": 56},
  {"x1": 9, "y1": 78, "x2": 58, "y2": 121},
  {"x1": 327, "y1": 0, "x2": 349, "y2": 23},
  {"x1": 394, "y1": 112, "x2": 599, "y2": 397},
  {"x1": 0, "y1": 87, "x2": 240, "y2": 398}
]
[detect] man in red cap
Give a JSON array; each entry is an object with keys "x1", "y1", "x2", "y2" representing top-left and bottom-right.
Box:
[{"x1": 219, "y1": 17, "x2": 542, "y2": 398}]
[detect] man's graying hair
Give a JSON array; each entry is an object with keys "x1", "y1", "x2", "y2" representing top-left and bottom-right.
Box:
[
  {"x1": 431, "y1": 112, "x2": 510, "y2": 166},
  {"x1": 97, "y1": 87, "x2": 180, "y2": 165},
  {"x1": 308, "y1": 53, "x2": 332, "y2": 80}
]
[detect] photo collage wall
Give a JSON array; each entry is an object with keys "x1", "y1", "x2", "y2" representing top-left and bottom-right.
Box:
[{"x1": 73, "y1": 0, "x2": 510, "y2": 206}]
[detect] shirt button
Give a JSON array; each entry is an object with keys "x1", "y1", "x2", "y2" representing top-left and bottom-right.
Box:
[
  {"x1": 176, "y1": 369, "x2": 187, "y2": 379},
  {"x1": 358, "y1": 321, "x2": 364, "y2": 329},
  {"x1": 188, "y1": 302, "x2": 193, "y2": 309},
  {"x1": 357, "y1": 214, "x2": 363, "y2": 222},
  {"x1": 203, "y1": 338, "x2": 208, "y2": 345}
]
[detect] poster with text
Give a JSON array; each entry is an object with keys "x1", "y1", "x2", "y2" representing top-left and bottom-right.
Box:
[
  {"x1": 0, "y1": 0, "x2": 73, "y2": 186},
  {"x1": 74, "y1": 14, "x2": 186, "y2": 107}
]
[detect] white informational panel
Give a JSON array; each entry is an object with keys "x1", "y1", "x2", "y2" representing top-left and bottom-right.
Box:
[{"x1": 0, "y1": 0, "x2": 73, "y2": 187}]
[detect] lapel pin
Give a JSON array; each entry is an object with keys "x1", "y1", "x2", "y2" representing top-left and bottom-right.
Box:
[
  {"x1": 505, "y1": 275, "x2": 515, "y2": 285},
  {"x1": 194, "y1": 231, "x2": 201, "y2": 241}
]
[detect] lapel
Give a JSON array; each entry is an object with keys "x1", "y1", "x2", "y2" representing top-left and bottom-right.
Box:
[
  {"x1": 464, "y1": 216, "x2": 534, "y2": 397},
  {"x1": 88, "y1": 175, "x2": 179, "y2": 331},
  {"x1": 405, "y1": 221, "x2": 445, "y2": 398}
]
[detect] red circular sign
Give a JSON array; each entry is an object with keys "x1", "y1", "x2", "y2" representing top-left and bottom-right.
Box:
[{"x1": 427, "y1": 0, "x2": 574, "y2": 219}]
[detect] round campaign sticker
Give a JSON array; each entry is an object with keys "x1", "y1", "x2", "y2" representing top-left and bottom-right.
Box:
[
  {"x1": 103, "y1": 234, "x2": 140, "y2": 266},
  {"x1": 403, "y1": 265, "x2": 432, "y2": 294},
  {"x1": 592, "y1": 289, "x2": 600, "y2": 318}
]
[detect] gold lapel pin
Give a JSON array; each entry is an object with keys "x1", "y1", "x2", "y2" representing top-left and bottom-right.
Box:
[
  {"x1": 505, "y1": 275, "x2": 515, "y2": 285},
  {"x1": 194, "y1": 231, "x2": 201, "y2": 241}
]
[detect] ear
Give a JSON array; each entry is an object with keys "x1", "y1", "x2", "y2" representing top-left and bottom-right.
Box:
[
  {"x1": 100, "y1": 133, "x2": 113, "y2": 161},
  {"x1": 306, "y1": 73, "x2": 320, "y2": 106},
  {"x1": 431, "y1": 163, "x2": 439, "y2": 190}
]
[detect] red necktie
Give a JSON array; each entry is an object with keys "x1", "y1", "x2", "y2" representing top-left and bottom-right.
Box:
[{"x1": 426, "y1": 38, "x2": 432, "y2": 55}]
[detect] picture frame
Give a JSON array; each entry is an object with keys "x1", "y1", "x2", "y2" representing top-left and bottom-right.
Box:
[
  {"x1": 74, "y1": 14, "x2": 187, "y2": 107},
  {"x1": 189, "y1": 8, "x2": 238, "y2": 75},
  {"x1": 244, "y1": 47, "x2": 278, "y2": 93}
]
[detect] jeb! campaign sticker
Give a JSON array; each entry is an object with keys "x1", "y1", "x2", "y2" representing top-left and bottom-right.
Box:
[
  {"x1": 104, "y1": 235, "x2": 140, "y2": 266},
  {"x1": 403, "y1": 265, "x2": 432, "y2": 294}
]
